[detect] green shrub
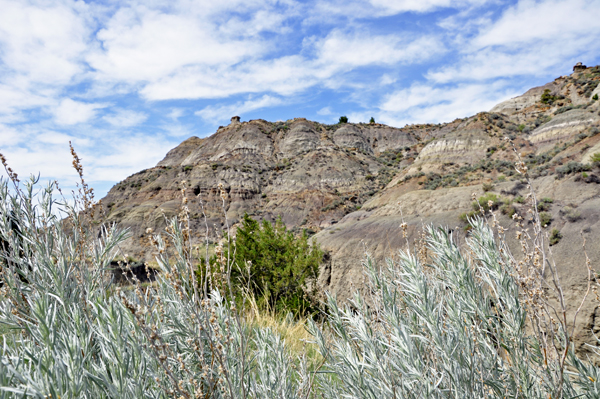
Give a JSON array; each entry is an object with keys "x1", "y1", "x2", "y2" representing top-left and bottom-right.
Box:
[
  {"x1": 229, "y1": 214, "x2": 322, "y2": 316},
  {"x1": 338, "y1": 116, "x2": 348, "y2": 124},
  {"x1": 591, "y1": 152, "x2": 600, "y2": 167},
  {"x1": 472, "y1": 193, "x2": 499, "y2": 212},
  {"x1": 541, "y1": 88, "x2": 557, "y2": 104},
  {"x1": 459, "y1": 210, "x2": 477, "y2": 223},
  {"x1": 554, "y1": 105, "x2": 574, "y2": 115},
  {"x1": 482, "y1": 182, "x2": 493, "y2": 192},
  {"x1": 460, "y1": 193, "x2": 502, "y2": 226},
  {"x1": 514, "y1": 195, "x2": 525, "y2": 203},
  {"x1": 369, "y1": 117, "x2": 375, "y2": 124},
  {"x1": 549, "y1": 228, "x2": 562, "y2": 245},
  {"x1": 561, "y1": 206, "x2": 581, "y2": 222},
  {"x1": 556, "y1": 161, "x2": 591, "y2": 177},
  {"x1": 539, "y1": 211, "x2": 553, "y2": 227},
  {"x1": 593, "y1": 93, "x2": 599, "y2": 101},
  {"x1": 538, "y1": 197, "x2": 554, "y2": 211},
  {"x1": 500, "y1": 203, "x2": 517, "y2": 217},
  {"x1": 537, "y1": 202, "x2": 551, "y2": 212}
]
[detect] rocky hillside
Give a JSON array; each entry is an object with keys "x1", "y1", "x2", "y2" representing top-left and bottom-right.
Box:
[
  {"x1": 100, "y1": 116, "x2": 430, "y2": 257},
  {"x1": 100, "y1": 63, "x2": 600, "y2": 354}
]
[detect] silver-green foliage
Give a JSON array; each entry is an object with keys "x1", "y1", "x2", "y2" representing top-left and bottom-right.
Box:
[
  {"x1": 311, "y1": 219, "x2": 600, "y2": 398},
  {"x1": 0, "y1": 177, "x2": 310, "y2": 398},
  {"x1": 2, "y1": 176, "x2": 600, "y2": 398}
]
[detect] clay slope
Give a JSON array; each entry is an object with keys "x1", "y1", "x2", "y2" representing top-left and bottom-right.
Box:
[{"x1": 316, "y1": 63, "x2": 600, "y2": 357}]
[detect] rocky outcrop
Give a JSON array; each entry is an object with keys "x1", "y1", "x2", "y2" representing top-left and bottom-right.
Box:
[
  {"x1": 99, "y1": 118, "x2": 423, "y2": 261},
  {"x1": 490, "y1": 86, "x2": 549, "y2": 116},
  {"x1": 529, "y1": 109, "x2": 600, "y2": 150},
  {"x1": 332, "y1": 125, "x2": 374, "y2": 154}
]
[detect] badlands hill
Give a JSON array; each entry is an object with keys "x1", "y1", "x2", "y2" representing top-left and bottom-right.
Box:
[{"x1": 100, "y1": 63, "x2": 600, "y2": 354}]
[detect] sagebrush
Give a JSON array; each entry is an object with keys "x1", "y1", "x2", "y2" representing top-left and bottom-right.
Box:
[{"x1": 1, "y1": 153, "x2": 600, "y2": 398}]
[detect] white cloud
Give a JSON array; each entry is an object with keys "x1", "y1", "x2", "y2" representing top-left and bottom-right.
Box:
[
  {"x1": 304, "y1": 0, "x2": 494, "y2": 23},
  {"x1": 317, "y1": 106, "x2": 332, "y2": 115},
  {"x1": 138, "y1": 29, "x2": 442, "y2": 101},
  {"x1": 167, "y1": 108, "x2": 184, "y2": 121},
  {"x1": 0, "y1": 124, "x2": 22, "y2": 146},
  {"x1": 0, "y1": 83, "x2": 52, "y2": 115},
  {"x1": 54, "y1": 99, "x2": 105, "y2": 125},
  {"x1": 103, "y1": 109, "x2": 148, "y2": 127},
  {"x1": 472, "y1": 0, "x2": 600, "y2": 49},
  {"x1": 0, "y1": 0, "x2": 94, "y2": 124},
  {"x1": 0, "y1": 0, "x2": 91, "y2": 85},
  {"x1": 0, "y1": 123, "x2": 179, "y2": 199},
  {"x1": 37, "y1": 131, "x2": 77, "y2": 146},
  {"x1": 315, "y1": 30, "x2": 443, "y2": 67},
  {"x1": 162, "y1": 124, "x2": 194, "y2": 137},
  {"x1": 87, "y1": 2, "x2": 274, "y2": 85},
  {"x1": 195, "y1": 95, "x2": 283, "y2": 123},
  {"x1": 427, "y1": 47, "x2": 547, "y2": 83},
  {"x1": 218, "y1": 7, "x2": 295, "y2": 37},
  {"x1": 369, "y1": 0, "x2": 491, "y2": 14},
  {"x1": 379, "y1": 81, "x2": 514, "y2": 125},
  {"x1": 428, "y1": 0, "x2": 600, "y2": 83},
  {"x1": 88, "y1": 134, "x2": 177, "y2": 181},
  {"x1": 380, "y1": 74, "x2": 397, "y2": 85},
  {"x1": 1, "y1": 145, "x2": 78, "y2": 183}
]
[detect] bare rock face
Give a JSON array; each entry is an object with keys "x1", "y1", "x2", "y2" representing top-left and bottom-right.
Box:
[
  {"x1": 158, "y1": 136, "x2": 204, "y2": 167},
  {"x1": 529, "y1": 109, "x2": 600, "y2": 151},
  {"x1": 406, "y1": 121, "x2": 492, "y2": 174},
  {"x1": 99, "y1": 118, "x2": 422, "y2": 261},
  {"x1": 333, "y1": 125, "x2": 374, "y2": 154},
  {"x1": 361, "y1": 125, "x2": 417, "y2": 152},
  {"x1": 100, "y1": 64, "x2": 600, "y2": 358},
  {"x1": 279, "y1": 121, "x2": 320, "y2": 156},
  {"x1": 490, "y1": 85, "x2": 549, "y2": 115}
]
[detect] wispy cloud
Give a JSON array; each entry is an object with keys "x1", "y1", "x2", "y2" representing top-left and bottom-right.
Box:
[
  {"x1": 53, "y1": 99, "x2": 105, "y2": 125},
  {"x1": 317, "y1": 106, "x2": 332, "y2": 115},
  {"x1": 430, "y1": 0, "x2": 600, "y2": 83},
  {"x1": 103, "y1": 109, "x2": 148, "y2": 127},
  {"x1": 369, "y1": 0, "x2": 493, "y2": 14},
  {"x1": 379, "y1": 81, "x2": 516, "y2": 126},
  {"x1": 472, "y1": 0, "x2": 600, "y2": 49},
  {"x1": 195, "y1": 95, "x2": 284, "y2": 123}
]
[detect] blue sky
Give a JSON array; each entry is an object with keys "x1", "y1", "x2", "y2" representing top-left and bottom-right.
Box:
[{"x1": 1, "y1": 0, "x2": 600, "y2": 199}]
